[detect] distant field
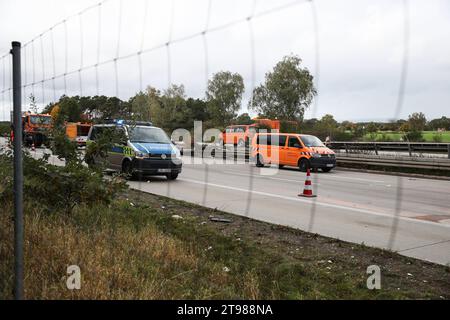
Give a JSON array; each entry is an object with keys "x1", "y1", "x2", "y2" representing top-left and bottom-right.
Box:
[{"x1": 363, "y1": 131, "x2": 450, "y2": 142}]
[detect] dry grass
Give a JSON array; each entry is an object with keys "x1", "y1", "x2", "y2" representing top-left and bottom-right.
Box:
[
  {"x1": 1, "y1": 191, "x2": 449, "y2": 300},
  {"x1": 0, "y1": 202, "x2": 257, "y2": 299}
]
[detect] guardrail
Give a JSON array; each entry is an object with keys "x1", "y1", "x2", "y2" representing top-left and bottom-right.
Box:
[
  {"x1": 328, "y1": 141, "x2": 450, "y2": 158},
  {"x1": 335, "y1": 154, "x2": 450, "y2": 171},
  {"x1": 185, "y1": 143, "x2": 450, "y2": 173}
]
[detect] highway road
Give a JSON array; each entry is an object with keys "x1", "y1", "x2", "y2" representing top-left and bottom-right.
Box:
[
  {"x1": 4, "y1": 140, "x2": 450, "y2": 266},
  {"x1": 128, "y1": 157, "x2": 450, "y2": 266}
]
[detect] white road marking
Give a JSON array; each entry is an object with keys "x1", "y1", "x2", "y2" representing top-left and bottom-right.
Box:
[
  {"x1": 223, "y1": 170, "x2": 313, "y2": 184},
  {"x1": 178, "y1": 177, "x2": 450, "y2": 229}
]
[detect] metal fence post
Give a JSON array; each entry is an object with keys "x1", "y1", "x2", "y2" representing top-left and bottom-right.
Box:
[{"x1": 11, "y1": 41, "x2": 23, "y2": 300}]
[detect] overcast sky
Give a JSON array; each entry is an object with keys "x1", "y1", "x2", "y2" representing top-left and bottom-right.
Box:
[{"x1": 1, "y1": 0, "x2": 449, "y2": 122}]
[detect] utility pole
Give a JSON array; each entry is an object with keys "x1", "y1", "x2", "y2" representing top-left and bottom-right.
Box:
[{"x1": 11, "y1": 41, "x2": 23, "y2": 300}]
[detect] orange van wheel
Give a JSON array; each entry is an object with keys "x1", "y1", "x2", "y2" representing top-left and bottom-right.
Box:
[{"x1": 298, "y1": 158, "x2": 310, "y2": 172}]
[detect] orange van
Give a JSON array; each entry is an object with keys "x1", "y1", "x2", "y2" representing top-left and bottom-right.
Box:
[{"x1": 251, "y1": 133, "x2": 336, "y2": 172}]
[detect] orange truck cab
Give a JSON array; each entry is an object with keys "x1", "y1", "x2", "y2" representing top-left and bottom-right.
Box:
[
  {"x1": 22, "y1": 112, "x2": 52, "y2": 147},
  {"x1": 220, "y1": 124, "x2": 258, "y2": 147},
  {"x1": 251, "y1": 133, "x2": 336, "y2": 172}
]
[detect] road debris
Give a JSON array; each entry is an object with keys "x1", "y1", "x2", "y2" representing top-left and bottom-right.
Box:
[{"x1": 209, "y1": 216, "x2": 232, "y2": 223}]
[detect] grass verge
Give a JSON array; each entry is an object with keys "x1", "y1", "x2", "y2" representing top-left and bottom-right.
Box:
[{"x1": 1, "y1": 189, "x2": 449, "y2": 299}]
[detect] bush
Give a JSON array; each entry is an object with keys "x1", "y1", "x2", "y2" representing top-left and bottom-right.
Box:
[
  {"x1": 377, "y1": 133, "x2": 392, "y2": 142},
  {"x1": 0, "y1": 152, "x2": 127, "y2": 215},
  {"x1": 402, "y1": 130, "x2": 423, "y2": 142},
  {"x1": 432, "y1": 132, "x2": 443, "y2": 142},
  {"x1": 0, "y1": 122, "x2": 10, "y2": 137}
]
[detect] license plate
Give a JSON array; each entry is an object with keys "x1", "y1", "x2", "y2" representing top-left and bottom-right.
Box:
[
  {"x1": 326, "y1": 164, "x2": 334, "y2": 167},
  {"x1": 158, "y1": 168, "x2": 171, "y2": 173}
]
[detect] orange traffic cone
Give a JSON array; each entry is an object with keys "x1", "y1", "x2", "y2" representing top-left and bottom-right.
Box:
[{"x1": 299, "y1": 168, "x2": 316, "y2": 198}]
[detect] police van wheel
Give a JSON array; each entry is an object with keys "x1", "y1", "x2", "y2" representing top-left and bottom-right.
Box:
[
  {"x1": 122, "y1": 160, "x2": 135, "y2": 180},
  {"x1": 166, "y1": 173, "x2": 178, "y2": 180}
]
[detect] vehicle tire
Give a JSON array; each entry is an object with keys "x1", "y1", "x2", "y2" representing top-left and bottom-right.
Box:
[
  {"x1": 237, "y1": 139, "x2": 245, "y2": 148},
  {"x1": 321, "y1": 167, "x2": 332, "y2": 173},
  {"x1": 298, "y1": 158, "x2": 310, "y2": 172},
  {"x1": 278, "y1": 164, "x2": 285, "y2": 169},
  {"x1": 166, "y1": 173, "x2": 178, "y2": 180},
  {"x1": 122, "y1": 160, "x2": 135, "y2": 180},
  {"x1": 256, "y1": 154, "x2": 265, "y2": 167}
]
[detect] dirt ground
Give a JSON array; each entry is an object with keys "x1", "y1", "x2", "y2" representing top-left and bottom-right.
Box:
[{"x1": 127, "y1": 189, "x2": 450, "y2": 299}]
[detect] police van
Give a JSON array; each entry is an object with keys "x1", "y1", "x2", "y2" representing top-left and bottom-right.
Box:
[{"x1": 87, "y1": 120, "x2": 182, "y2": 180}]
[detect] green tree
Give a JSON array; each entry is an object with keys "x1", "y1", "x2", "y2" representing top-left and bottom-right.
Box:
[
  {"x1": 28, "y1": 94, "x2": 39, "y2": 114},
  {"x1": 366, "y1": 122, "x2": 379, "y2": 134},
  {"x1": 315, "y1": 114, "x2": 338, "y2": 140},
  {"x1": 428, "y1": 116, "x2": 450, "y2": 131},
  {"x1": 150, "y1": 84, "x2": 187, "y2": 132},
  {"x1": 250, "y1": 55, "x2": 316, "y2": 121},
  {"x1": 234, "y1": 113, "x2": 253, "y2": 125},
  {"x1": 185, "y1": 98, "x2": 209, "y2": 123},
  {"x1": 407, "y1": 112, "x2": 426, "y2": 132},
  {"x1": 130, "y1": 91, "x2": 151, "y2": 121},
  {"x1": 206, "y1": 71, "x2": 245, "y2": 127}
]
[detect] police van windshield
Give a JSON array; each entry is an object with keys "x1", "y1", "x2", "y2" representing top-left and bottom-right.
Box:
[
  {"x1": 129, "y1": 127, "x2": 172, "y2": 144},
  {"x1": 300, "y1": 135, "x2": 325, "y2": 147}
]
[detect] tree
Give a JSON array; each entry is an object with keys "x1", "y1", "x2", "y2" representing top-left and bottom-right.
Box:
[
  {"x1": 428, "y1": 116, "x2": 450, "y2": 131},
  {"x1": 185, "y1": 98, "x2": 209, "y2": 123},
  {"x1": 130, "y1": 91, "x2": 151, "y2": 121},
  {"x1": 407, "y1": 112, "x2": 426, "y2": 132},
  {"x1": 234, "y1": 113, "x2": 253, "y2": 125},
  {"x1": 366, "y1": 122, "x2": 379, "y2": 134},
  {"x1": 400, "y1": 112, "x2": 426, "y2": 142},
  {"x1": 315, "y1": 114, "x2": 338, "y2": 140},
  {"x1": 29, "y1": 94, "x2": 39, "y2": 114},
  {"x1": 206, "y1": 71, "x2": 245, "y2": 127},
  {"x1": 149, "y1": 84, "x2": 188, "y2": 132},
  {"x1": 250, "y1": 55, "x2": 316, "y2": 121}
]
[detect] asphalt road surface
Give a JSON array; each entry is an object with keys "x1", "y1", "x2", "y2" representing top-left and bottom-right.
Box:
[{"x1": 128, "y1": 157, "x2": 450, "y2": 266}]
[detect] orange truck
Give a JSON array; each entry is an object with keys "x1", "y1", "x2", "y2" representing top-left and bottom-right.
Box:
[
  {"x1": 65, "y1": 122, "x2": 92, "y2": 147},
  {"x1": 21, "y1": 112, "x2": 52, "y2": 147},
  {"x1": 220, "y1": 118, "x2": 282, "y2": 147}
]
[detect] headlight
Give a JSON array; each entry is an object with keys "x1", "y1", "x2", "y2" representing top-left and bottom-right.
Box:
[
  {"x1": 311, "y1": 153, "x2": 321, "y2": 158},
  {"x1": 173, "y1": 151, "x2": 182, "y2": 159},
  {"x1": 135, "y1": 152, "x2": 146, "y2": 159}
]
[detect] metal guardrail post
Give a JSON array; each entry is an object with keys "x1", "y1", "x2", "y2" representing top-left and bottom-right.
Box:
[
  {"x1": 374, "y1": 143, "x2": 378, "y2": 156},
  {"x1": 408, "y1": 143, "x2": 412, "y2": 157},
  {"x1": 11, "y1": 41, "x2": 24, "y2": 300},
  {"x1": 344, "y1": 143, "x2": 348, "y2": 154},
  {"x1": 448, "y1": 144, "x2": 450, "y2": 159}
]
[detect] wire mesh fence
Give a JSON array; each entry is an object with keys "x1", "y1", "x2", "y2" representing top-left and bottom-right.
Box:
[{"x1": 1, "y1": 0, "x2": 450, "y2": 298}]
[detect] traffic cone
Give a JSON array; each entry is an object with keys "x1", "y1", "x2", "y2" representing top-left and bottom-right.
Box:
[
  {"x1": 299, "y1": 168, "x2": 316, "y2": 198},
  {"x1": 31, "y1": 143, "x2": 35, "y2": 151}
]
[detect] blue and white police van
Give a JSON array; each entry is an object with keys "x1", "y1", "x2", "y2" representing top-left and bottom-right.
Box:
[{"x1": 87, "y1": 120, "x2": 182, "y2": 180}]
